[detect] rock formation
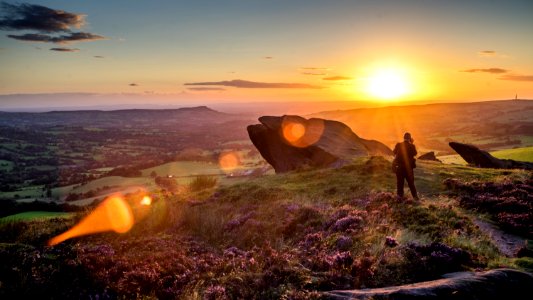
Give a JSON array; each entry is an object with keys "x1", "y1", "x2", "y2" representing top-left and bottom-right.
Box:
[
  {"x1": 324, "y1": 268, "x2": 533, "y2": 300},
  {"x1": 449, "y1": 142, "x2": 533, "y2": 170},
  {"x1": 418, "y1": 151, "x2": 441, "y2": 162},
  {"x1": 247, "y1": 115, "x2": 392, "y2": 173}
]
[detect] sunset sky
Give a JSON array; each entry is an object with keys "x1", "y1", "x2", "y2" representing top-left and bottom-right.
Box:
[{"x1": 1, "y1": 0, "x2": 532, "y2": 107}]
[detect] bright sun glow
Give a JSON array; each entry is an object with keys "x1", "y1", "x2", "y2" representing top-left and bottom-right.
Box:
[{"x1": 366, "y1": 68, "x2": 411, "y2": 100}]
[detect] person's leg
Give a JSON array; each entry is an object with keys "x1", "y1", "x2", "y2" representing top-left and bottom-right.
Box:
[
  {"x1": 406, "y1": 169, "x2": 418, "y2": 200},
  {"x1": 396, "y1": 171, "x2": 405, "y2": 198}
]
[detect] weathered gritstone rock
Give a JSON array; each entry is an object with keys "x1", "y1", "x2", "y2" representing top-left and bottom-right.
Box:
[
  {"x1": 418, "y1": 151, "x2": 441, "y2": 162},
  {"x1": 247, "y1": 115, "x2": 392, "y2": 173},
  {"x1": 449, "y1": 142, "x2": 533, "y2": 170},
  {"x1": 323, "y1": 268, "x2": 533, "y2": 300}
]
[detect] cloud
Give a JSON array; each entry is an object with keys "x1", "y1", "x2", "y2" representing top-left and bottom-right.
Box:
[
  {"x1": 185, "y1": 79, "x2": 321, "y2": 89},
  {"x1": 263, "y1": 56, "x2": 273, "y2": 59},
  {"x1": 462, "y1": 68, "x2": 508, "y2": 74},
  {"x1": 498, "y1": 74, "x2": 533, "y2": 82},
  {"x1": 187, "y1": 87, "x2": 226, "y2": 91},
  {"x1": 301, "y1": 67, "x2": 330, "y2": 70},
  {"x1": 478, "y1": 50, "x2": 496, "y2": 57},
  {"x1": 7, "y1": 32, "x2": 105, "y2": 43},
  {"x1": 0, "y1": 2, "x2": 85, "y2": 32},
  {"x1": 50, "y1": 47, "x2": 79, "y2": 52},
  {"x1": 129, "y1": 83, "x2": 139, "y2": 86},
  {"x1": 323, "y1": 76, "x2": 352, "y2": 81},
  {"x1": 93, "y1": 55, "x2": 104, "y2": 58},
  {"x1": 0, "y1": 3, "x2": 105, "y2": 45},
  {"x1": 302, "y1": 72, "x2": 327, "y2": 76}
]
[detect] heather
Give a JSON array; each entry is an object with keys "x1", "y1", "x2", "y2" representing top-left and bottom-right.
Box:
[{"x1": 1, "y1": 157, "x2": 532, "y2": 299}]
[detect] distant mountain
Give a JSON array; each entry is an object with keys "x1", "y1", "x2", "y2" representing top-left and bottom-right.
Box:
[
  {"x1": 310, "y1": 99, "x2": 533, "y2": 154},
  {"x1": 0, "y1": 106, "x2": 252, "y2": 127}
]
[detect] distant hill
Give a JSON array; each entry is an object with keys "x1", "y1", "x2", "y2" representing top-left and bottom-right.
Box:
[
  {"x1": 310, "y1": 99, "x2": 533, "y2": 154},
  {"x1": 0, "y1": 106, "x2": 252, "y2": 127}
]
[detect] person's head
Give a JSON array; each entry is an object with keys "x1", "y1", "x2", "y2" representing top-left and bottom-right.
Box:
[{"x1": 404, "y1": 132, "x2": 412, "y2": 142}]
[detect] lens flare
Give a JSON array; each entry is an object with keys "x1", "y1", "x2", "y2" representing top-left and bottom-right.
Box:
[
  {"x1": 282, "y1": 122, "x2": 305, "y2": 143},
  {"x1": 281, "y1": 117, "x2": 324, "y2": 148},
  {"x1": 219, "y1": 152, "x2": 240, "y2": 172},
  {"x1": 48, "y1": 195, "x2": 134, "y2": 246},
  {"x1": 140, "y1": 196, "x2": 152, "y2": 206}
]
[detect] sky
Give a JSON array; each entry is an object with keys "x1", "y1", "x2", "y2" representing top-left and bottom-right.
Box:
[{"x1": 0, "y1": 0, "x2": 532, "y2": 109}]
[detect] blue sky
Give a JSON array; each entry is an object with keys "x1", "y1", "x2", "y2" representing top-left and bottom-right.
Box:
[{"x1": 1, "y1": 0, "x2": 532, "y2": 105}]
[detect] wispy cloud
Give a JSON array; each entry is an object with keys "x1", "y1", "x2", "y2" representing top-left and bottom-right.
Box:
[
  {"x1": 187, "y1": 87, "x2": 226, "y2": 91},
  {"x1": 185, "y1": 79, "x2": 321, "y2": 89},
  {"x1": 0, "y1": 2, "x2": 105, "y2": 45},
  {"x1": 263, "y1": 56, "x2": 273, "y2": 59},
  {"x1": 129, "y1": 83, "x2": 139, "y2": 87},
  {"x1": 93, "y1": 55, "x2": 104, "y2": 58},
  {"x1": 50, "y1": 47, "x2": 79, "y2": 52},
  {"x1": 478, "y1": 50, "x2": 496, "y2": 57},
  {"x1": 323, "y1": 76, "x2": 352, "y2": 81},
  {"x1": 302, "y1": 72, "x2": 327, "y2": 76},
  {"x1": 7, "y1": 32, "x2": 105, "y2": 44},
  {"x1": 301, "y1": 67, "x2": 330, "y2": 71},
  {"x1": 462, "y1": 68, "x2": 508, "y2": 74},
  {"x1": 498, "y1": 74, "x2": 533, "y2": 82}
]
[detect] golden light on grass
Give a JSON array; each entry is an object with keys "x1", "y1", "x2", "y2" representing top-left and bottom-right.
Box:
[
  {"x1": 365, "y1": 67, "x2": 411, "y2": 100},
  {"x1": 219, "y1": 151, "x2": 241, "y2": 172},
  {"x1": 48, "y1": 195, "x2": 134, "y2": 246},
  {"x1": 281, "y1": 116, "x2": 325, "y2": 148},
  {"x1": 140, "y1": 195, "x2": 152, "y2": 206}
]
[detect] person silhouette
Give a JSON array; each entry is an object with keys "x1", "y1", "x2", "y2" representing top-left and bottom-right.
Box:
[{"x1": 393, "y1": 132, "x2": 419, "y2": 200}]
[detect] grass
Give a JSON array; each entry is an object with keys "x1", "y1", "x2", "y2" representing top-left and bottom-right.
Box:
[
  {"x1": 0, "y1": 159, "x2": 14, "y2": 171},
  {"x1": 1, "y1": 157, "x2": 531, "y2": 298},
  {"x1": 491, "y1": 146, "x2": 533, "y2": 162},
  {"x1": 0, "y1": 211, "x2": 74, "y2": 222},
  {"x1": 141, "y1": 161, "x2": 224, "y2": 177},
  {"x1": 70, "y1": 176, "x2": 154, "y2": 194}
]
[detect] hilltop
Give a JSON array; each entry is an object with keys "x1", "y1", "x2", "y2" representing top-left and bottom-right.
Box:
[
  {"x1": 1, "y1": 157, "x2": 532, "y2": 299},
  {"x1": 310, "y1": 99, "x2": 533, "y2": 154}
]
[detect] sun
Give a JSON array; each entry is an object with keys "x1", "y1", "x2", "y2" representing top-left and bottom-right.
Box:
[{"x1": 366, "y1": 68, "x2": 411, "y2": 100}]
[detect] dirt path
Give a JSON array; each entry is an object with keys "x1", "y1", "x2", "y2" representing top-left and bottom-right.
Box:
[{"x1": 474, "y1": 219, "x2": 526, "y2": 257}]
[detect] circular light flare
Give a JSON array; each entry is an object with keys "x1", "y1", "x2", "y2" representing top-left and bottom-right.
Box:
[
  {"x1": 282, "y1": 122, "x2": 306, "y2": 144},
  {"x1": 140, "y1": 196, "x2": 152, "y2": 206},
  {"x1": 281, "y1": 117, "x2": 325, "y2": 148},
  {"x1": 219, "y1": 152, "x2": 241, "y2": 172},
  {"x1": 366, "y1": 68, "x2": 410, "y2": 100}
]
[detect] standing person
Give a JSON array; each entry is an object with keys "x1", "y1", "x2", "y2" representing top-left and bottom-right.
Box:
[{"x1": 393, "y1": 132, "x2": 419, "y2": 200}]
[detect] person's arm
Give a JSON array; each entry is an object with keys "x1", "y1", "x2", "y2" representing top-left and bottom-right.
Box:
[
  {"x1": 411, "y1": 144, "x2": 417, "y2": 157},
  {"x1": 393, "y1": 143, "x2": 398, "y2": 155}
]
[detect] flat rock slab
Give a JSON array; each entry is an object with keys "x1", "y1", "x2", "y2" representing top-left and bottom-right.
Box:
[{"x1": 323, "y1": 268, "x2": 533, "y2": 300}]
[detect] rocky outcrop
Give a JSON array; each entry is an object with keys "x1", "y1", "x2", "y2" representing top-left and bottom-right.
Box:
[
  {"x1": 449, "y1": 142, "x2": 533, "y2": 170},
  {"x1": 247, "y1": 115, "x2": 392, "y2": 173},
  {"x1": 324, "y1": 268, "x2": 533, "y2": 300},
  {"x1": 418, "y1": 151, "x2": 441, "y2": 162}
]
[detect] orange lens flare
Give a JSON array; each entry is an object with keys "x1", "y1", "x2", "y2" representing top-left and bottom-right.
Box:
[
  {"x1": 140, "y1": 196, "x2": 152, "y2": 206},
  {"x1": 281, "y1": 117, "x2": 324, "y2": 148},
  {"x1": 219, "y1": 152, "x2": 240, "y2": 172},
  {"x1": 48, "y1": 195, "x2": 134, "y2": 246}
]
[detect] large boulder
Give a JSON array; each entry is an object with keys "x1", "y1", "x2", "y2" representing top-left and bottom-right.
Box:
[
  {"x1": 247, "y1": 115, "x2": 392, "y2": 173},
  {"x1": 449, "y1": 142, "x2": 533, "y2": 170},
  {"x1": 324, "y1": 268, "x2": 533, "y2": 300},
  {"x1": 418, "y1": 151, "x2": 441, "y2": 162}
]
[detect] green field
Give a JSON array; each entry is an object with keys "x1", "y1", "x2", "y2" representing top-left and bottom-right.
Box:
[
  {"x1": 491, "y1": 146, "x2": 533, "y2": 162},
  {"x1": 437, "y1": 154, "x2": 467, "y2": 165},
  {"x1": 0, "y1": 211, "x2": 74, "y2": 222},
  {"x1": 437, "y1": 146, "x2": 533, "y2": 165},
  {"x1": 141, "y1": 161, "x2": 224, "y2": 177},
  {"x1": 0, "y1": 159, "x2": 14, "y2": 171},
  {"x1": 71, "y1": 176, "x2": 155, "y2": 194}
]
